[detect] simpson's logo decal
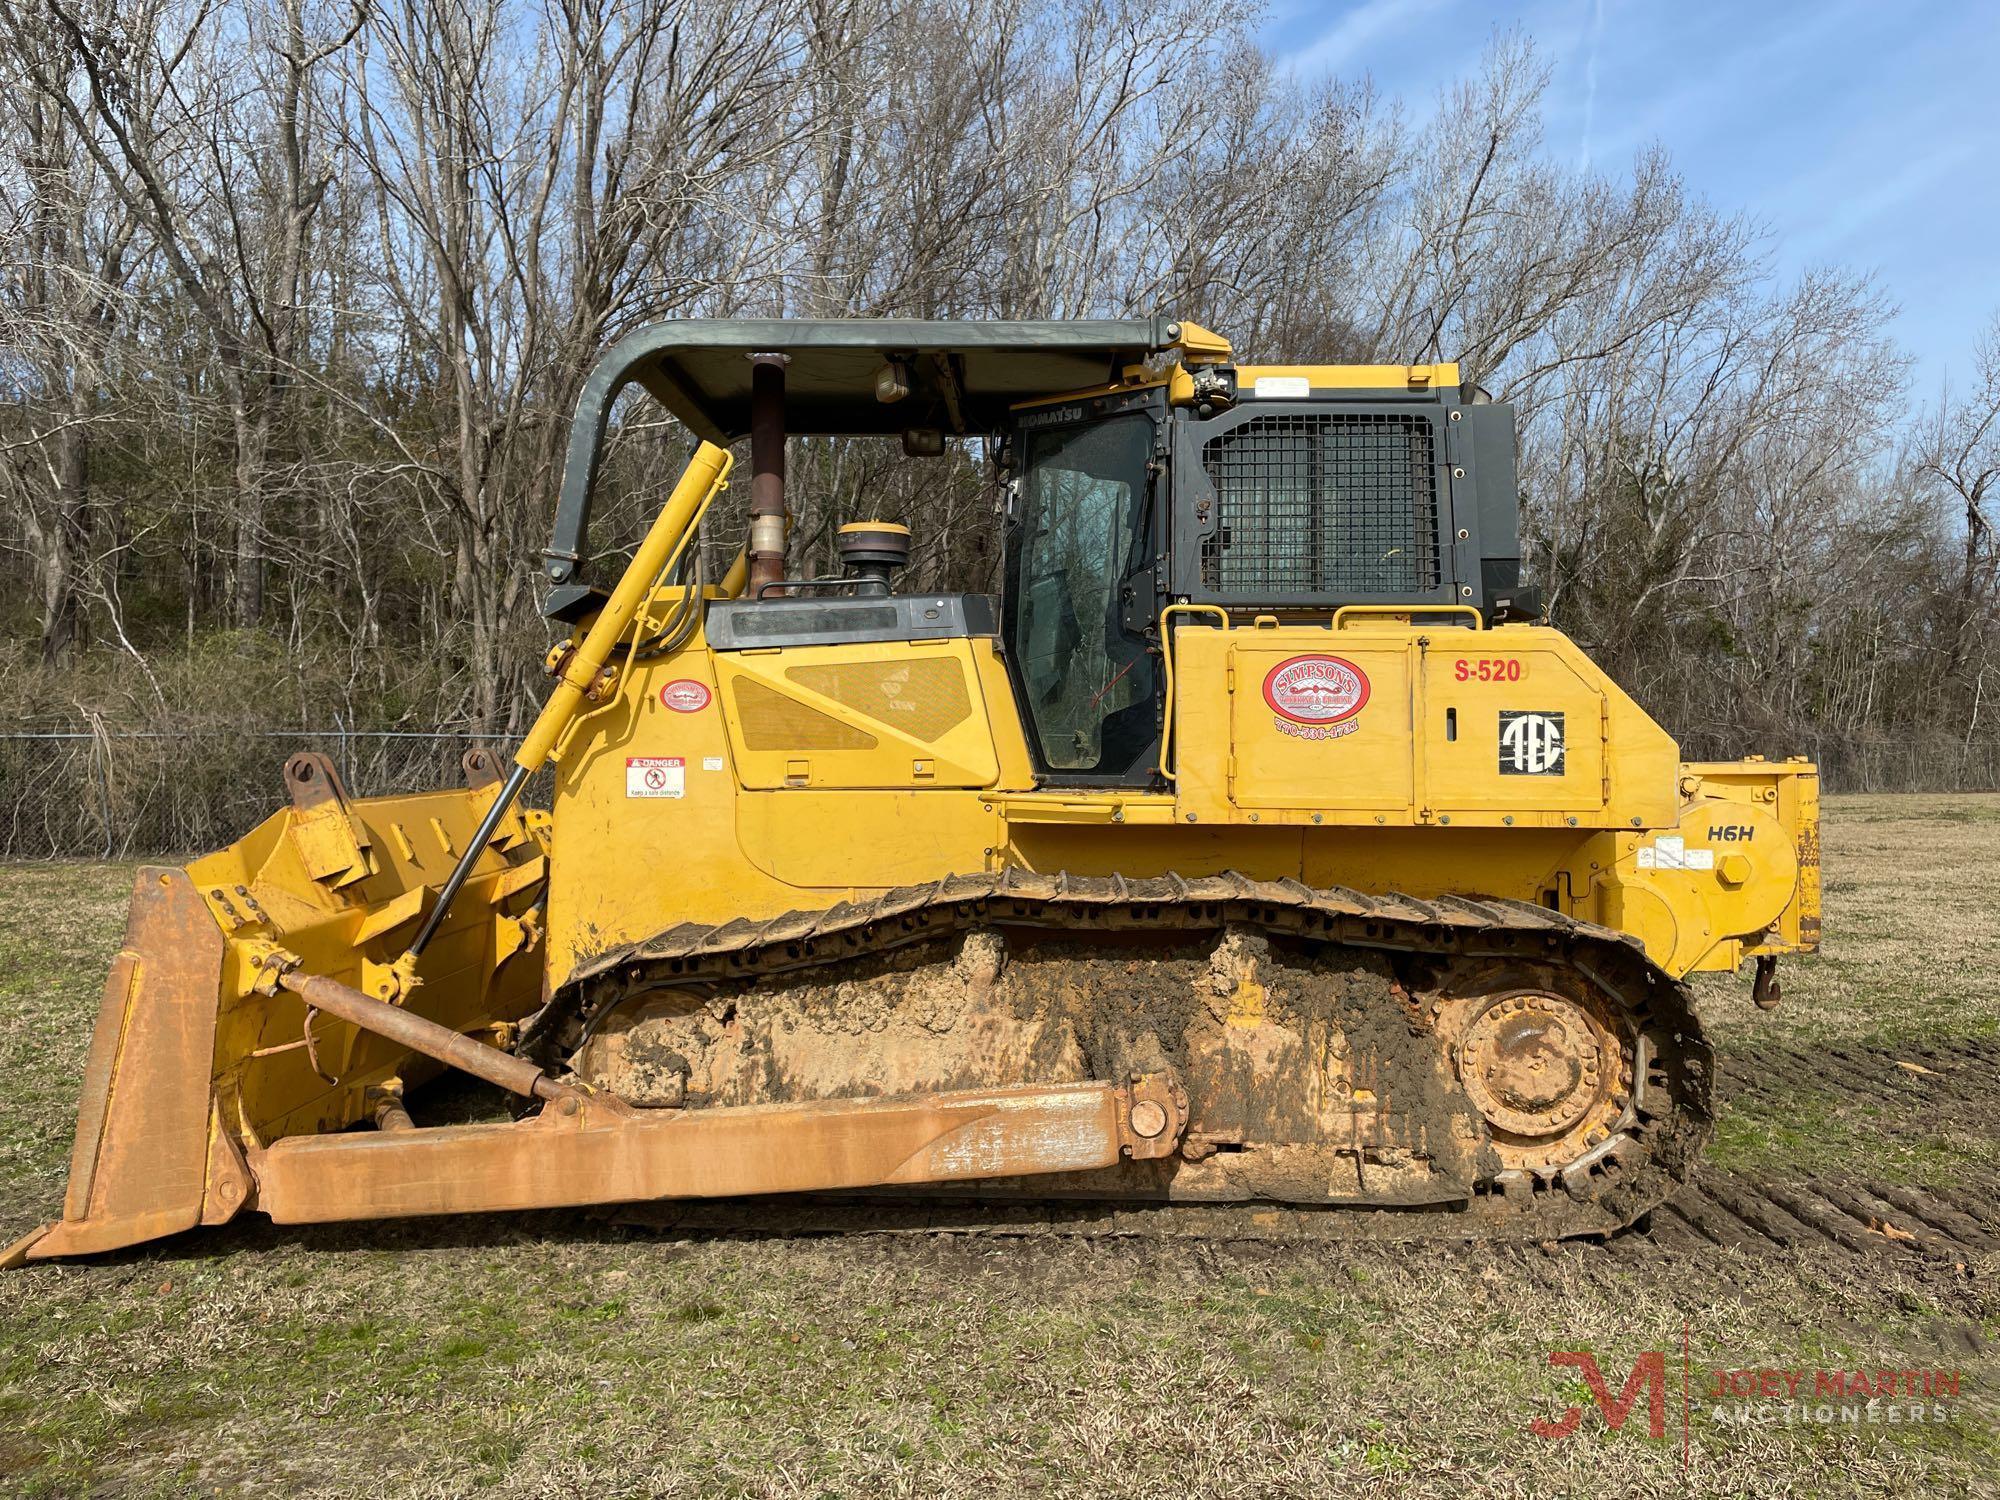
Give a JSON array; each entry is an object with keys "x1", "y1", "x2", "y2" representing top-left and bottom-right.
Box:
[
  {"x1": 1499, "y1": 711, "x2": 1566, "y2": 775},
  {"x1": 659, "y1": 679, "x2": 712, "y2": 712},
  {"x1": 1263, "y1": 655, "x2": 1369, "y2": 741}
]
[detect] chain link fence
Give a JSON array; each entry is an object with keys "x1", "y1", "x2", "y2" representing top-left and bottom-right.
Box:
[
  {"x1": 1, "y1": 718, "x2": 1990, "y2": 863},
  {"x1": 0, "y1": 727, "x2": 518, "y2": 859},
  {"x1": 1678, "y1": 728, "x2": 2000, "y2": 797}
]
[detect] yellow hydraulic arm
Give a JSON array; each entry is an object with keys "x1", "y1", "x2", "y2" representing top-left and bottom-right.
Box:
[{"x1": 392, "y1": 441, "x2": 734, "y2": 987}]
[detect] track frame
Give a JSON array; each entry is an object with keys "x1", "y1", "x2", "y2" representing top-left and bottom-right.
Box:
[{"x1": 551, "y1": 870, "x2": 1714, "y2": 1240}]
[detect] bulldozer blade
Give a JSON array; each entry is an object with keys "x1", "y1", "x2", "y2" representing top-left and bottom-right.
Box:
[
  {"x1": 17, "y1": 761, "x2": 552, "y2": 1265},
  {"x1": 7, "y1": 751, "x2": 1195, "y2": 1262},
  {"x1": 25, "y1": 869, "x2": 226, "y2": 1261}
]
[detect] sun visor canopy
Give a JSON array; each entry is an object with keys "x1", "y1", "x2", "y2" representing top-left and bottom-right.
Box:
[
  {"x1": 543, "y1": 317, "x2": 1184, "y2": 587},
  {"x1": 615, "y1": 318, "x2": 1179, "y2": 442}
]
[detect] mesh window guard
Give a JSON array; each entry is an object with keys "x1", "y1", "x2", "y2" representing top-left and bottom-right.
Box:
[{"x1": 1199, "y1": 413, "x2": 1441, "y2": 595}]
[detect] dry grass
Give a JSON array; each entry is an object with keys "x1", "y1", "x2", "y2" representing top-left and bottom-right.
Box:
[
  {"x1": 1694, "y1": 793, "x2": 2000, "y2": 1048},
  {"x1": 0, "y1": 796, "x2": 1995, "y2": 1497}
]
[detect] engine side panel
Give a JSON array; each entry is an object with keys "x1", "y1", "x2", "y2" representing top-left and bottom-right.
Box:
[
  {"x1": 544, "y1": 607, "x2": 1810, "y2": 988},
  {"x1": 1170, "y1": 621, "x2": 1679, "y2": 829}
]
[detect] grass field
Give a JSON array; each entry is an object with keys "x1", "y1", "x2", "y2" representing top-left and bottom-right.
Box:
[{"x1": 0, "y1": 795, "x2": 1994, "y2": 1497}]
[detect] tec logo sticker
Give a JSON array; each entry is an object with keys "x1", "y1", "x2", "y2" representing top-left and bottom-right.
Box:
[
  {"x1": 1499, "y1": 711, "x2": 1566, "y2": 775},
  {"x1": 1263, "y1": 655, "x2": 1370, "y2": 742}
]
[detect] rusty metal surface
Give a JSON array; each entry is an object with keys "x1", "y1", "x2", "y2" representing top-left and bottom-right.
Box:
[
  {"x1": 746, "y1": 352, "x2": 789, "y2": 595},
  {"x1": 250, "y1": 1077, "x2": 1181, "y2": 1224},
  {"x1": 275, "y1": 969, "x2": 578, "y2": 1103},
  {"x1": 282, "y1": 753, "x2": 373, "y2": 889},
  {"x1": 15, "y1": 765, "x2": 555, "y2": 1266},
  {"x1": 16, "y1": 862, "x2": 1704, "y2": 1260},
  {"x1": 27, "y1": 869, "x2": 226, "y2": 1260},
  {"x1": 460, "y1": 748, "x2": 502, "y2": 790}
]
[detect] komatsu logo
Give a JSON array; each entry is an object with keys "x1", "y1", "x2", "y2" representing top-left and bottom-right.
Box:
[{"x1": 1499, "y1": 711, "x2": 1566, "y2": 775}]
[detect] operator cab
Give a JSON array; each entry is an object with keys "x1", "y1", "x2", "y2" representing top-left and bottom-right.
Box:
[
  {"x1": 1008, "y1": 400, "x2": 1159, "y2": 779},
  {"x1": 540, "y1": 317, "x2": 1532, "y2": 790},
  {"x1": 999, "y1": 348, "x2": 1530, "y2": 786}
]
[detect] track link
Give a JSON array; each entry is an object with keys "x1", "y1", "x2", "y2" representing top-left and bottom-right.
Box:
[
  {"x1": 597, "y1": 1033, "x2": 2000, "y2": 1262},
  {"x1": 539, "y1": 871, "x2": 1713, "y2": 1241}
]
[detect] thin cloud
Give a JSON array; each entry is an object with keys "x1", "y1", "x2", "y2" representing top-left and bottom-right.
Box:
[
  {"x1": 1289, "y1": 0, "x2": 1450, "y2": 77},
  {"x1": 1578, "y1": 0, "x2": 1605, "y2": 171}
]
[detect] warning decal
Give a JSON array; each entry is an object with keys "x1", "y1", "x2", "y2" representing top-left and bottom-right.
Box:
[{"x1": 626, "y1": 756, "x2": 685, "y2": 799}]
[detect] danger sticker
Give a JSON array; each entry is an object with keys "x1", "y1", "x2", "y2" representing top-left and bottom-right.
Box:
[
  {"x1": 626, "y1": 756, "x2": 685, "y2": 798},
  {"x1": 1263, "y1": 655, "x2": 1369, "y2": 740},
  {"x1": 660, "y1": 679, "x2": 711, "y2": 712}
]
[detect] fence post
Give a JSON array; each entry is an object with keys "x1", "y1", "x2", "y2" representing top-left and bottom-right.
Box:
[{"x1": 92, "y1": 731, "x2": 113, "y2": 860}]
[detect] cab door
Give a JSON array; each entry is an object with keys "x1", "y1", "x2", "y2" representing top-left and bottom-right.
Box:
[{"x1": 1003, "y1": 404, "x2": 1163, "y2": 783}]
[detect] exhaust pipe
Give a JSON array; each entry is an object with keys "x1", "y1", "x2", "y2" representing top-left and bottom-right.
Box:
[{"x1": 747, "y1": 352, "x2": 789, "y2": 595}]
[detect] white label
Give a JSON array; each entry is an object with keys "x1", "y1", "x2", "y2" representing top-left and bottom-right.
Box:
[
  {"x1": 1252, "y1": 375, "x2": 1312, "y2": 399},
  {"x1": 626, "y1": 756, "x2": 684, "y2": 798},
  {"x1": 701, "y1": 756, "x2": 724, "y2": 772},
  {"x1": 1636, "y1": 835, "x2": 1713, "y2": 871}
]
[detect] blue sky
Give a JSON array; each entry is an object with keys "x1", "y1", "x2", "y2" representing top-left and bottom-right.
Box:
[{"x1": 1265, "y1": 0, "x2": 2000, "y2": 402}]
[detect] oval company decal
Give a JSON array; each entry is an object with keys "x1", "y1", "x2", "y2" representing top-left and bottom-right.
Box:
[
  {"x1": 1262, "y1": 655, "x2": 1369, "y2": 741},
  {"x1": 659, "y1": 679, "x2": 712, "y2": 712}
]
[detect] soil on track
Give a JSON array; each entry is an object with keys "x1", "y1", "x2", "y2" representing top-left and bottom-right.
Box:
[
  {"x1": 4, "y1": 795, "x2": 1997, "y2": 1499},
  {"x1": 607, "y1": 1034, "x2": 2000, "y2": 1262}
]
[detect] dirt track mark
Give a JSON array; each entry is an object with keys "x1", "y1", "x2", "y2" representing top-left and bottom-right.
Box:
[
  {"x1": 1716, "y1": 1036, "x2": 1999, "y2": 1114},
  {"x1": 1653, "y1": 1034, "x2": 2000, "y2": 1258}
]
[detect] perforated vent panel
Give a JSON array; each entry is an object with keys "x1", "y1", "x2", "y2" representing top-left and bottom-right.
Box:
[
  {"x1": 732, "y1": 678, "x2": 879, "y2": 751},
  {"x1": 786, "y1": 659, "x2": 972, "y2": 741},
  {"x1": 1200, "y1": 413, "x2": 1441, "y2": 595}
]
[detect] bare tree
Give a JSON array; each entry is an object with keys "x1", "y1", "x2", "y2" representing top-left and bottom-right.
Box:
[
  {"x1": 6, "y1": 0, "x2": 365, "y2": 627},
  {"x1": 0, "y1": 0, "x2": 1991, "y2": 810},
  {"x1": 1915, "y1": 313, "x2": 2000, "y2": 676}
]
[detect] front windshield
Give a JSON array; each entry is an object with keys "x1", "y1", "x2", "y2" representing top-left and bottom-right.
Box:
[{"x1": 1010, "y1": 414, "x2": 1157, "y2": 773}]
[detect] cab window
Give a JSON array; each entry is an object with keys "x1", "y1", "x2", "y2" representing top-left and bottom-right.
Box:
[{"x1": 1010, "y1": 415, "x2": 1157, "y2": 774}]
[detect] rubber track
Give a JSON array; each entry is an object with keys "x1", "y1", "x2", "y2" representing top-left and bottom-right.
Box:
[{"x1": 556, "y1": 870, "x2": 1713, "y2": 1242}]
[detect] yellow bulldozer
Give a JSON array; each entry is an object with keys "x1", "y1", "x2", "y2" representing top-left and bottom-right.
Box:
[{"x1": 6, "y1": 318, "x2": 1820, "y2": 1265}]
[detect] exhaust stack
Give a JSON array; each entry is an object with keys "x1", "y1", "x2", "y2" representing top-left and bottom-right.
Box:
[{"x1": 747, "y1": 352, "x2": 789, "y2": 596}]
